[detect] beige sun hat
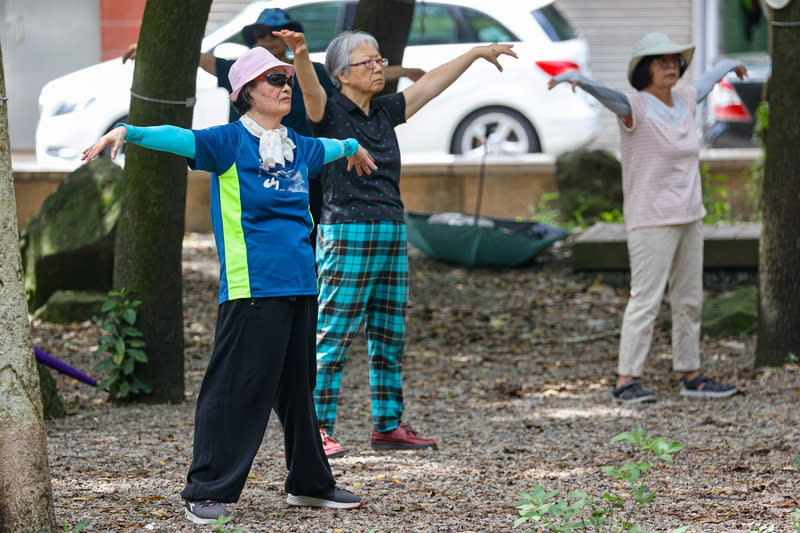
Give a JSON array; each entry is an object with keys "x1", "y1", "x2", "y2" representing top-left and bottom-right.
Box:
[{"x1": 627, "y1": 32, "x2": 695, "y2": 85}]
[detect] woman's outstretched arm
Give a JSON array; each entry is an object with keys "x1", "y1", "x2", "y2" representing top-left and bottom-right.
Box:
[
  {"x1": 693, "y1": 59, "x2": 748, "y2": 103},
  {"x1": 548, "y1": 72, "x2": 631, "y2": 116},
  {"x1": 82, "y1": 124, "x2": 195, "y2": 162}
]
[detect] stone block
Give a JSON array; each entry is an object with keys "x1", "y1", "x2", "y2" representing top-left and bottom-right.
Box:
[{"x1": 20, "y1": 158, "x2": 122, "y2": 311}]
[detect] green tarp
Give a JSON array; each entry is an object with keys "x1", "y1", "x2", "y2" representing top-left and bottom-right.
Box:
[{"x1": 406, "y1": 211, "x2": 568, "y2": 268}]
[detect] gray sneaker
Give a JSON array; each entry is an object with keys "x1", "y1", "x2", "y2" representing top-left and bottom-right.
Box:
[
  {"x1": 184, "y1": 499, "x2": 230, "y2": 524},
  {"x1": 612, "y1": 380, "x2": 656, "y2": 404},
  {"x1": 287, "y1": 487, "x2": 364, "y2": 509},
  {"x1": 680, "y1": 375, "x2": 737, "y2": 398}
]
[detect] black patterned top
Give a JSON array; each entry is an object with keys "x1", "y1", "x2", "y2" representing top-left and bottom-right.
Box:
[{"x1": 310, "y1": 89, "x2": 406, "y2": 223}]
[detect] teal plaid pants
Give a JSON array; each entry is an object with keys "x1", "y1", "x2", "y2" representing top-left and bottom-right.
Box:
[{"x1": 314, "y1": 221, "x2": 407, "y2": 434}]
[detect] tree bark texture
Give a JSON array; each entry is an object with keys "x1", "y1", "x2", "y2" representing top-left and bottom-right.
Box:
[
  {"x1": 115, "y1": 0, "x2": 212, "y2": 403},
  {"x1": 0, "y1": 43, "x2": 56, "y2": 533},
  {"x1": 353, "y1": 0, "x2": 415, "y2": 95},
  {"x1": 755, "y1": 1, "x2": 800, "y2": 366}
]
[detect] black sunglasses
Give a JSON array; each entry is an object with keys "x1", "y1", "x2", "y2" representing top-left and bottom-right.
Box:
[
  {"x1": 257, "y1": 73, "x2": 294, "y2": 88},
  {"x1": 252, "y1": 26, "x2": 279, "y2": 40}
]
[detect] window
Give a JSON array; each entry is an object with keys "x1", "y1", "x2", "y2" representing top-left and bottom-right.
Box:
[
  {"x1": 462, "y1": 7, "x2": 516, "y2": 43},
  {"x1": 531, "y1": 4, "x2": 577, "y2": 42},
  {"x1": 408, "y1": 4, "x2": 457, "y2": 45},
  {"x1": 287, "y1": 2, "x2": 349, "y2": 53},
  {"x1": 721, "y1": 0, "x2": 768, "y2": 53}
]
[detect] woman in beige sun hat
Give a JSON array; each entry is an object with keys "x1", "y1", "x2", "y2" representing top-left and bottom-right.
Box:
[{"x1": 548, "y1": 32, "x2": 747, "y2": 404}]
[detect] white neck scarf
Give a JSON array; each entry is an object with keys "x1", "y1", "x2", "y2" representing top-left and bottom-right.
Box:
[{"x1": 240, "y1": 115, "x2": 296, "y2": 170}]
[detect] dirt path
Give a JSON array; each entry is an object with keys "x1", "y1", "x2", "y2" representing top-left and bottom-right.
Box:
[{"x1": 36, "y1": 234, "x2": 799, "y2": 532}]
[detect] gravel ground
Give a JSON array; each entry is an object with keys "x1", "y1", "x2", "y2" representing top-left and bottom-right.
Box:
[{"x1": 35, "y1": 233, "x2": 799, "y2": 532}]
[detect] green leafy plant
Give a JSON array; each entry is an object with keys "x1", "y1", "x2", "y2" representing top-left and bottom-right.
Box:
[
  {"x1": 62, "y1": 518, "x2": 91, "y2": 533},
  {"x1": 93, "y1": 288, "x2": 151, "y2": 399},
  {"x1": 526, "y1": 192, "x2": 562, "y2": 227},
  {"x1": 700, "y1": 165, "x2": 733, "y2": 224},
  {"x1": 742, "y1": 100, "x2": 768, "y2": 220},
  {"x1": 600, "y1": 209, "x2": 625, "y2": 224},
  {"x1": 211, "y1": 515, "x2": 246, "y2": 533},
  {"x1": 748, "y1": 509, "x2": 800, "y2": 533},
  {"x1": 513, "y1": 428, "x2": 686, "y2": 532},
  {"x1": 786, "y1": 352, "x2": 798, "y2": 364}
]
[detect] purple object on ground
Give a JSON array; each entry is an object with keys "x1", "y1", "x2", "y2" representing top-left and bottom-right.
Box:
[{"x1": 34, "y1": 346, "x2": 97, "y2": 387}]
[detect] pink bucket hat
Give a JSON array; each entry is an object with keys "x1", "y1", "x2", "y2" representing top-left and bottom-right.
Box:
[{"x1": 228, "y1": 47, "x2": 295, "y2": 102}]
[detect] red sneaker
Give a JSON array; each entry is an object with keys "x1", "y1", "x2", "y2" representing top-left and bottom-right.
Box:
[
  {"x1": 371, "y1": 423, "x2": 438, "y2": 450},
  {"x1": 320, "y1": 427, "x2": 345, "y2": 458}
]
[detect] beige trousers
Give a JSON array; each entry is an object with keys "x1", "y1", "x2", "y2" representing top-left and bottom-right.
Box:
[{"x1": 617, "y1": 221, "x2": 703, "y2": 377}]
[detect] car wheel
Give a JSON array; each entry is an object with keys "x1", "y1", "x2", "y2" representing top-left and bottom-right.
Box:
[
  {"x1": 451, "y1": 107, "x2": 540, "y2": 157},
  {"x1": 101, "y1": 116, "x2": 128, "y2": 166}
]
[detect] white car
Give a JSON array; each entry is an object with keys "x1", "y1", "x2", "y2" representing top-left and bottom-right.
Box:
[{"x1": 36, "y1": 0, "x2": 599, "y2": 167}]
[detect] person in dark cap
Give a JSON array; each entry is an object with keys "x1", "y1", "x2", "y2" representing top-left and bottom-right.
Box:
[{"x1": 125, "y1": 8, "x2": 328, "y2": 127}]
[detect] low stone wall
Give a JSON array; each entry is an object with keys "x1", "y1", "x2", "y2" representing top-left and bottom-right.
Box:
[{"x1": 14, "y1": 148, "x2": 762, "y2": 233}]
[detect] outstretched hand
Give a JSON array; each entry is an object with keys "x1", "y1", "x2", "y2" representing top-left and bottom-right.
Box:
[
  {"x1": 274, "y1": 29, "x2": 309, "y2": 57},
  {"x1": 547, "y1": 78, "x2": 580, "y2": 92},
  {"x1": 122, "y1": 43, "x2": 137, "y2": 64},
  {"x1": 477, "y1": 43, "x2": 517, "y2": 72},
  {"x1": 346, "y1": 145, "x2": 377, "y2": 177},
  {"x1": 82, "y1": 126, "x2": 126, "y2": 162},
  {"x1": 733, "y1": 64, "x2": 748, "y2": 80}
]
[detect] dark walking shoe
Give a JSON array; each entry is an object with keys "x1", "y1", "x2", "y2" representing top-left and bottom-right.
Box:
[
  {"x1": 184, "y1": 499, "x2": 230, "y2": 524},
  {"x1": 371, "y1": 422, "x2": 438, "y2": 450},
  {"x1": 612, "y1": 381, "x2": 656, "y2": 404},
  {"x1": 680, "y1": 375, "x2": 737, "y2": 398},
  {"x1": 287, "y1": 487, "x2": 364, "y2": 509},
  {"x1": 320, "y1": 427, "x2": 345, "y2": 458}
]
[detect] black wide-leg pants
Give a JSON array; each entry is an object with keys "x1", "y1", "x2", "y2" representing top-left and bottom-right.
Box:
[{"x1": 180, "y1": 295, "x2": 334, "y2": 503}]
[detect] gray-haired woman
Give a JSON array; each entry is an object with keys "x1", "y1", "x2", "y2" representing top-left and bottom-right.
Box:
[
  {"x1": 275, "y1": 28, "x2": 517, "y2": 457},
  {"x1": 549, "y1": 32, "x2": 747, "y2": 404}
]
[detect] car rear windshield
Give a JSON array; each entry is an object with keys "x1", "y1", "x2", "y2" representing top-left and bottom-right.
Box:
[{"x1": 532, "y1": 4, "x2": 577, "y2": 42}]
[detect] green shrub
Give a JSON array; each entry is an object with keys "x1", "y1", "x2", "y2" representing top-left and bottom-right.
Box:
[
  {"x1": 701, "y1": 166, "x2": 733, "y2": 224},
  {"x1": 92, "y1": 288, "x2": 151, "y2": 399},
  {"x1": 62, "y1": 518, "x2": 91, "y2": 532},
  {"x1": 513, "y1": 428, "x2": 686, "y2": 532}
]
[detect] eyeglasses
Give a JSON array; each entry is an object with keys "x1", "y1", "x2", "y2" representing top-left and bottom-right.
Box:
[
  {"x1": 349, "y1": 57, "x2": 389, "y2": 70},
  {"x1": 654, "y1": 54, "x2": 685, "y2": 69},
  {"x1": 257, "y1": 73, "x2": 294, "y2": 88}
]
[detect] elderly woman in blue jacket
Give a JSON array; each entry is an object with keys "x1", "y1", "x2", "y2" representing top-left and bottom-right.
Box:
[{"x1": 83, "y1": 46, "x2": 375, "y2": 524}]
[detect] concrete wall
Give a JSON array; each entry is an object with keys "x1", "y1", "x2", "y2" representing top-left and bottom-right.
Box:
[{"x1": 13, "y1": 150, "x2": 762, "y2": 233}]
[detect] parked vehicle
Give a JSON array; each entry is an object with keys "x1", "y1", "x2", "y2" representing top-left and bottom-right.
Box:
[
  {"x1": 36, "y1": 0, "x2": 599, "y2": 167},
  {"x1": 703, "y1": 53, "x2": 769, "y2": 148}
]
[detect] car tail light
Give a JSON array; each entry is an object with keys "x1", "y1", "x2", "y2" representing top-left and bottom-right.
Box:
[
  {"x1": 535, "y1": 60, "x2": 580, "y2": 77},
  {"x1": 711, "y1": 77, "x2": 751, "y2": 122}
]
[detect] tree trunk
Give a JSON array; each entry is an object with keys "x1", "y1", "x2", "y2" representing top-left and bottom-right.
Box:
[
  {"x1": 0, "y1": 43, "x2": 56, "y2": 533},
  {"x1": 353, "y1": 0, "x2": 415, "y2": 95},
  {"x1": 755, "y1": 1, "x2": 800, "y2": 366},
  {"x1": 115, "y1": 0, "x2": 212, "y2": 403}
]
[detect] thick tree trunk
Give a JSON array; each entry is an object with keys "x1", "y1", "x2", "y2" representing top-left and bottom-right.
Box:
[
  {"x1": 0, "y1": 43, "x2": 56, "y2": 533},
  {"x1": 115, "y1": 0, "x2": 212, "y2": 403},
  {"x1": 755, "y1": 1, "x2": 800, "y2": 366},
  {"x1": 353, "y1": 0, "x2": 415, "y2": 95}
]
